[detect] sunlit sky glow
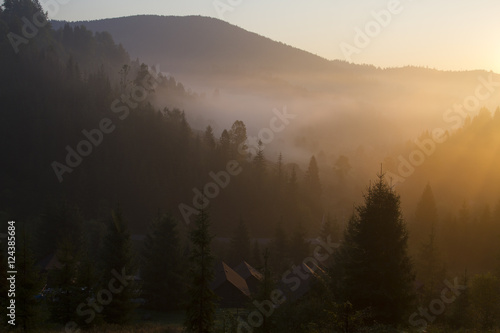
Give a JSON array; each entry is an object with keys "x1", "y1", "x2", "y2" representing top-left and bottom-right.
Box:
[{"x1": 47, "y1": 0, "x2": 500, "y2": 73}]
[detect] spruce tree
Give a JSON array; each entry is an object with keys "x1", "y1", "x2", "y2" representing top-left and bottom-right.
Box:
[
  {"x1": 141, "y1": 214, "x2": 184, "y2": 311},
  {"x1": 218, "y1": 129, "x2": 231, "y2": 161},
  {"x1": 229, "y1": 120, "x2": 247, "y2": 160},
  {"x1": 305, "y1": 155, "x2": 321, "y2": 197},
  {"x1": 415, "y1": 228, "x2": 446, "y2": 305},
  {"x1": 334, "y1": 155, "x2": 352, "y2": 181},
  {"x1": 304, "y1": 156, "x2": 322, "y2": 223},
  {"x1": 288, "y1": 166, "x2": 298, "y2": 203},
  {"x1": 333, "y1": 173, "x2": 414, "y2": 325},
  {"x1": 184, "y1": 210, "x2": 217, "y2": 333},
  {"x1": 229, "y1": 120, "x2": 247, "y2": 147},
  {"x1": 203, "y1": 125, "x2": 216, "y2": 150},
  {"x1": 412, "y1": 183, "x2": 438, "y2": 246},
  {"x1": 252, "y1": 140, "x2": 266, "y2": 180},
  {"x1": 275, "y1": 153, "x2": 285, "y2": 190},
  {"x1": 253, "y1": 248, "x2": 275, "y2": 333},
  {"x1": 101, "y1": 209, "x2": 136, "y2": 324}
]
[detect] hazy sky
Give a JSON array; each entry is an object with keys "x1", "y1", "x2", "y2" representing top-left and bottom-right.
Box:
[{"x1": 47, "y1": 0, "x2": 500, "y2": 73}]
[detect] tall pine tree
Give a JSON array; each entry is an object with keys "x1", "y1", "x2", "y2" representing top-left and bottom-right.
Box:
[
  {"x1": 333, "y1": 173, "x2": 414, "y2": 325},
  {"x1": 141, "y1": 213, "x2": 184, "y2": 311},
  {"x1": 101, "y1": 208, "x2": 136, "y2": 324},
  {"x1": 411, "y1": 183, "x2": 438, "y2": 247},
  {"x1": 203, "y1": 125, "x2": 216, "y2": 150},
  {"x1": 305, "y1": 155, "x2": 321, "y2": 197},
  {"x1": 304, "y1": 156, "x2": 322, "y2": 225},
  {"x1": 184, "y1": 210, "x2": 217, "y2": 333},
  {"x1": 253, "y1": 248, "x2": 275, "y2": 333}
]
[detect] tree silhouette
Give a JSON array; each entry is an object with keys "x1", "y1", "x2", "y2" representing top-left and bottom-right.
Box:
[
  {"x1": 229, "y1": 120, "x2": 247, "y2": 160},
  {"x1": 101, "y1": 208, "x2": 136, "y2": 324},
  {"x1": 412, "y1": 183, "x2": 438, "y2": 246},
  {"x1": 141, "y1": 214, "x2": 184, "y2": 311},
  {"x1": 333, "y1": 173, "x2": 414, "y2": 324},
  {"x1": 305, "y1": 155, "x2": 321, "y2": 198},
  {"x1": 203, "y1": 125, "x2": 216, "y2": 151},
  {"x1": 184, "y1": 210, "x2": 217, "y2": 333},
  {"x1": 252, "y1": 140, "x2": 266, "y2": 181}
]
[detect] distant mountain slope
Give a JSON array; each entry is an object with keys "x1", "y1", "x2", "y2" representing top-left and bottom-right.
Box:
[
  {"x1": 52, "y1": 15, "x2": 340, "y2": 77},
  {"x1": 51, "y1": 16, "x2": 499, "y2": 100}
]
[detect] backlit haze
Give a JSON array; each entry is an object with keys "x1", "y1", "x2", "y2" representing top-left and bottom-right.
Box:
[{"x1": 50, "y1": 0, "x2": 500, "y2": 73}]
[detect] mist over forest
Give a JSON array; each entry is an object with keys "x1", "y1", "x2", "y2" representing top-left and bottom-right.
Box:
[
  {"x1": 50, "y1": 15, "x2": 500, "y2": 237},
  {"x1": 2, "y1": 2, "x2": 500, "y2": 332}
]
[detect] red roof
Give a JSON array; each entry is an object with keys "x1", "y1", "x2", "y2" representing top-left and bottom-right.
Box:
[{"x1": 211, "y1": 261, "x2": 251, "y2": 297}]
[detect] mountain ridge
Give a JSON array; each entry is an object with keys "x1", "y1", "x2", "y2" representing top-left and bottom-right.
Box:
[
  {"x1": 51, "y1": 14, "x2": 345, "y2": 78},
  {"x1": 51, "y1": 14, "x2": 498, "y2": 76}
]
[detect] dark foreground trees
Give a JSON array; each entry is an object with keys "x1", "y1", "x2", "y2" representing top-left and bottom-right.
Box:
[
  {"x1": 184, "y1": 210, "x2": 217, "y2": 333},
  {"x1": 141, "y1": 214, "x2": 184, "y2": 311},
  {"x1": 101, "y1": 209, "x2": 137, "y2": 324},
  {"x1": 332, "y1": 173, "x2": 415, "y2": 325}
]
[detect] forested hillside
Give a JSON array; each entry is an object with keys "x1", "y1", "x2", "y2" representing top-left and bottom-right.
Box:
[{"x1": 0, "y1": 3, "x2": 325, "y2": 237}]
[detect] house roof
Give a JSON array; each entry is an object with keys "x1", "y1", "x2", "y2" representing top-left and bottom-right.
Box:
[
  {"x1": 211, "y1": 261, "x2": 251, "y2": 297},
  {"x1": 234, "y1": 261, "x2": 263, "y2": 281}
]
